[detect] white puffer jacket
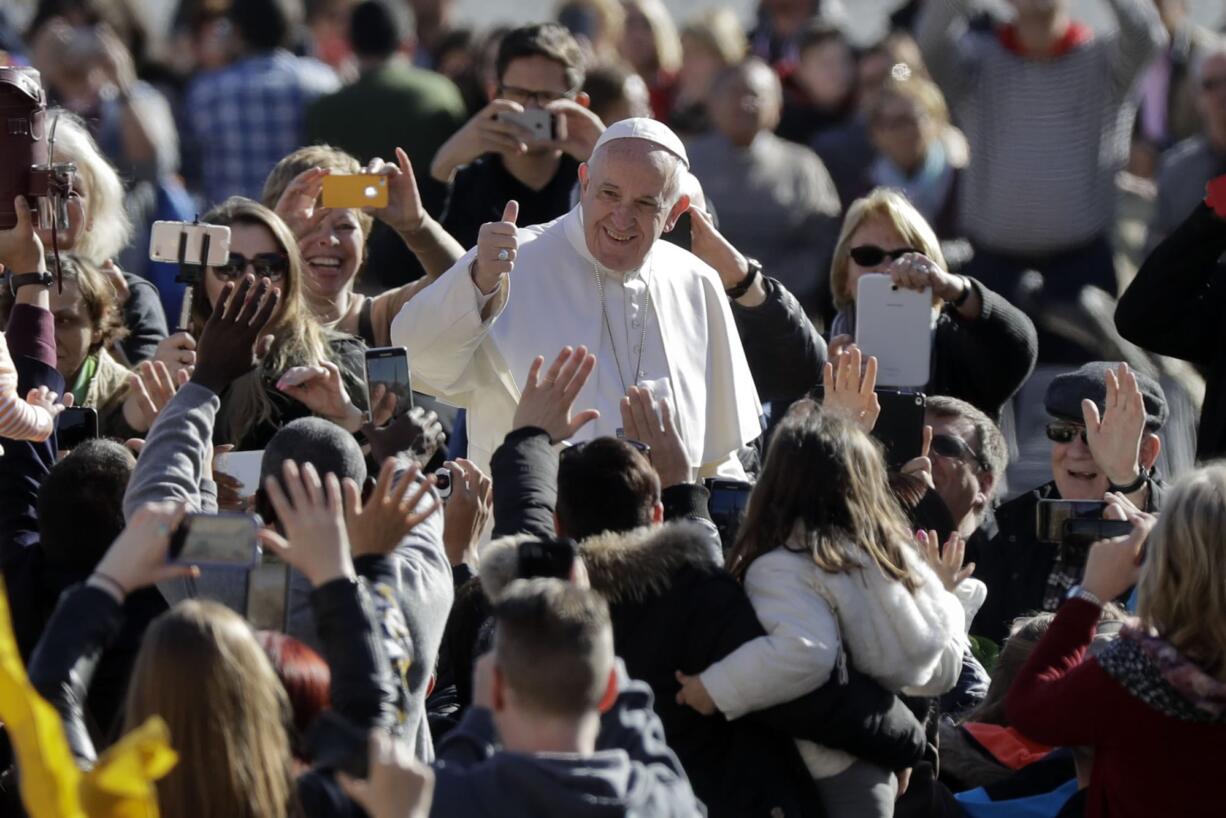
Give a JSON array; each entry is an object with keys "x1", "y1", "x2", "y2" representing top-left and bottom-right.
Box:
[{"x1": 700, "y1": 537, "x2": 969, "y2": 778}]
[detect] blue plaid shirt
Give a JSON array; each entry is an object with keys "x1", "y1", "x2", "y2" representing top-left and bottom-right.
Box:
[{"x1": 186, "y1": 50, "x2": 339, "y2": 205}]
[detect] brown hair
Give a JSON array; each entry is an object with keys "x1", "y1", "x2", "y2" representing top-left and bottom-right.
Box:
[
  {"x1": 1137, "y1": 463, "x2": 1226, "y2": 680},
  {"x1": 55, "y1": 253, "x2": 129, "y2": 353},
  {"x1": 728, "y1": 401, "x2": 922, "y2": 592},
  {"x1": 493, "y1": 578, "x2": 614, "y2": 718},
  {"x1": 497, "y1": 22, "x2": 587, "y2": 91},
  {"x1": 191, "y1": 197, "x2": 332, "y2": 445},
  {"x1": 124, "y1": 601, "x2": 296, "y2": 818}
]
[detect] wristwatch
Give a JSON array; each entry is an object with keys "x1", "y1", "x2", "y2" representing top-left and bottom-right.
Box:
[
  {"x1": 1066, "y1": 584, "x2": 1104, "y2": 608},
  {"x1": 725, "y1": 257, "x2": 763, "y2": 300},
  {"x1": 6, "y1": 270, "x2": 53, "y2": 295},
  {"x1": 1108, "y1": 467, "x2": 1150, "y2": 495}
]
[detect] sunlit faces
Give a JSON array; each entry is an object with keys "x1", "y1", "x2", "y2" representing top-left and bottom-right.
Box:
[
  {"x1": 869, "y1": 93, "x2": 930, "y2": 174},
  {"x1": 49, "y1": 277, "x2": 94, "y2": 382},
  {"x1": 301, "y1": 208, "x2": 363, "y2": 300},
  {"x1": 927, "y1": 413, "x2": 984, "y2": 524},
  {"x1": 843, "y1": 215, "x2": 911, "y2": 302},
  {"x1": 205, "y1": 222, "x2": 285, "y2": 310},
  {"x1": 578, "y1": 140, "x2": 684, "y2": 273},
  {"x1": 1050, "y1": 423, "x2": 1110, "y2": 501}
]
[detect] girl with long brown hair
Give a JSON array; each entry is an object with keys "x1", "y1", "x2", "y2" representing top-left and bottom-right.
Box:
[{"x1": 674, "y1": 402, "x2": 966, "y2": 818}]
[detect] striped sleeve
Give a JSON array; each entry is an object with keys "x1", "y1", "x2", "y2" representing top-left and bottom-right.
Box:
[{"x1": 0, "y1": 334, "x2": 54, "y2": 442}]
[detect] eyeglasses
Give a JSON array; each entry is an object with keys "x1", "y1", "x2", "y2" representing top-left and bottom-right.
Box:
[
  {"x1": 930, "y1": 433, "x2": 986, "y2": 472},
  {"x1": 849, "y1": 245, "x2": 919, "y2": 267},
  {"x1": 213, "y1": 252, "x2": 289, "y2": 281},
  {"x1": 497, "y1": 83, "x2": 575, "y2": 107},
  {"x1": 1045, "y1": 423, "x2": 1088, "y2": 445}
]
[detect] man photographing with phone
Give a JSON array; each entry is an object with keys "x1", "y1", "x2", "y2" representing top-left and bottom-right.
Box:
[{"x1": 971, "y1": 362, "x2": 1168, "y2": 643}]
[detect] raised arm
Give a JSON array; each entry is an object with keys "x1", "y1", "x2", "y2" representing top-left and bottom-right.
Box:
[
  {"x1": 1104, "y1": 0, "x2": 1168, "y2": 95},
  {"x1": 915, "y1": 0, "x2": 982, "y2": 106}
]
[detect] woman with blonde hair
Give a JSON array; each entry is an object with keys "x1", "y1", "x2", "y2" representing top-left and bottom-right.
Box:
[
  {"x1": 675, "y1": 403, "x2": 967, "y2": 817},
  {"x1": 181, "y1": 197, "x2": 368, "y2": 449},
  {"x1": 1006, "y1": 471, "x2": 1226, "y2": 817},
  {"x1": 39, "y1": 109, "x2": 169, "y2": 364},
  {"x1": 827, "y1": 188, "x2": 1037, "y2": 419},
  {"x1": 618, "y1": 0, "x2": 682, "y2": 119},
  {"x1": 671, "y1": 7, "x2": 747, "y2": 134}
]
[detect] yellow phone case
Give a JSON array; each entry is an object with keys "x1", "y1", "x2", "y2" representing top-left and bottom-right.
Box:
[{"x1": 320, "y1": 174, "x2": 389, "y2": 209}]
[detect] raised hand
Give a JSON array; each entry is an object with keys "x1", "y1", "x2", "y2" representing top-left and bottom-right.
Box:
[
  {"x1": 887, "y1": 252, "x2": 964, "y2": 302},
  {"x1": 0, "y1": 195, "x2": 45, "y2": 275},
  {"x1": 688, "y1": 205, "x2": 754, "y2": 294},
  {"x1": 343, "y1": 457, "x2": 438, "y2": 559},
  {"x1": 273, "y1": 166, "x2": 332, "y2": 242},
  {"x1": 441, "y1": 459, "x2": 492, "y2": 569},
  {"x1": 153, "y1": 331, "x2": 196, "y2": 378},
  {"x1": 338, "y1": 732, "x2": 435, "y2": 818},
  {"x1": 918, "y1": 529, "x2": 974, "y2": 593},
  {"x1": 620, "y1": 385, "x2": 691, "y2": 487},
  {"x1": 1082, "y1": 362, "x2": 1147, "y2": 490},
  {"x1": 122, "y1": 360, "x2": 191, "y2": 433},
  {"x1": 473, "y1": 200, "x2": 518, "y2": 295},
  {"x1": 366, "y1": 148, "x2": 427, "y2": 237},
  {"x1": 821, "y1": 344, "x2": 880, "y2": 433},
  {"x1": 674, "y1": 670, "x2": 717, "y2": 716},
  {"x1": 363, "y1": 406, "x2": 445, "y2": 469},
  {"x1": 258, "y1": 460, "x2": 354, "y2": 587},
  {"x1": 544, "y1": 99, "x2": 605, "y2": 161},
  {"x1": 1082, "y1": 508, "x2": 1155, "y2": 602},
  {"x1": 90, "y1": 501, "x2": 196, "y2": 600},
  {"x1": 191, "y1": 274, "x2": 281, "y2": 394},
  {"x1": 276, "y1": 361, "x2": 364, "y2": 432},
  {"x1": 430, "y1": 99, "x2": 535, "y2": 182},
  {"x1": 511, "y1": 345, "x2": 599, "y2": 442},
  {"x1": 901, "y1": 425, "x2": 935, "y2": 490},
  {"x1": 25, "y1": 385, "x2": 70, "y2": 429}
]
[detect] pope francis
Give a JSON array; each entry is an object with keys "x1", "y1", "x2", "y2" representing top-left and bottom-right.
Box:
[{"x1": 391, "y1": 118, "x2": 763, "y2": 477}]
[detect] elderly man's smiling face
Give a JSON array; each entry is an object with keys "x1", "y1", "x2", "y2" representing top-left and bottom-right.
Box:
[{"x1": 578, "y1": 139, "x2": 690, "y2": 273}]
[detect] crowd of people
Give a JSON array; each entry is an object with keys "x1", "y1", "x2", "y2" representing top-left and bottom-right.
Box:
[{"x1": 1, "y1": 0, "x2": 1225, "y2": 816}]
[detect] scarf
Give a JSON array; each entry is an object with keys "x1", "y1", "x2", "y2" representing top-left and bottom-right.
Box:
[
  {"x1": 1097, "y1": 625, "x2": 1226, "y2": 722},
  {"x1": 997, "y1": 21, "x2": 1094, "y2": 59},
  {"x1": 867, "y1": 139, "x2": 955, "y2": 226}
]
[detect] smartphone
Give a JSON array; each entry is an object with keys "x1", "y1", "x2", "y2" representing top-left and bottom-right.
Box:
[
  {"x1": 168, "y1": 513, "x2": 260, "y2": 568},
  {"x1": 497, "y1": 108, "x2": 556, "y2": 142},
  {"x1": 55, "y1": 406, "x2": 98, "y2": 451},
  {"x1": 704, "y1": 478, "x2": 753, "y2": 551},
  {"x1": 246, "y1": 559, "x2": 289, "y2": 632},
  {"x1": 434, "y1": 468, "x2": 452, "y2": 500},
  {"x1": 307, "y1": 710, "x2": 369, "y2": 779},
  {"x1": 149, "y1": 221, "x2": 231, "y2": 266},
  {"x1": 1062, "y1": 517, "x2": 1134, "y2": 547},
  {"x1": 854, "y1": 274, "x2": 933, "y2": 388},
  {"x1": 1036, "y1": 500, "x2": 1110, "y2": 545},
  {"x1": 517, "y1": 539, "x2": 577, "y2": 580},
  {"x1": 215, "y1": 449, "x2": 265, "y2": 498},
  {"x1": 874, "y1": 390, "x2": 926, "y2": 469},
  {"x1": 321, "y1": 174, "x2": 389, "y2": 209},
  {"x1": 364, "y1": 346, "x2": 412, "y2": 422}
]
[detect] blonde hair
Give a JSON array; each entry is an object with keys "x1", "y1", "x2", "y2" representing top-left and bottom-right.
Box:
[
  {"x1": 191, "y1": 197, "x2": 333, "y2": 445},
  {"x1": 47, "y1": 109, "x2": 133, "y2": 264},
  {"x1": 622, "y1": 0, "x2": 682, "y2": 74},
  {"x1": 868, "y1": 72, "x2": 951, "y2": 131},
  {"x1": 829, "y1": 188, "x2": 946, "y2": 311},
  {"x1": 1137, "y1": 463, "x2": 1226, "y2": 680},
  {"x1": 680, "y1": 7, "x2": 747, "y2": 66},
  {"x1": 124, "y1": 600, "x2": 296, "y2": 818},
  {"x1": 260, "y1": 144, "x2": 375, "y2": 239},
  {"x1": 728, "y1": 402, "x2": 923, "y2": 592}
]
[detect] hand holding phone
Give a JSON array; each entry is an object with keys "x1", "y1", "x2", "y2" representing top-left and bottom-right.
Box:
[
  {"x1": 855, "y1": 274, "x2": 933, "y2": 388},
  {"x1": 321, "y1": 174, "x2": 389, "y2": 209},
  {"x1": 495, "y1": 109, "x2": 556, "y2": 142},
  {"x1": 168, "y1": 512, "x2": 261, "y2": 567},
  {"x1": 364, "y1": 346, "x2": 412, "y2": 424},
  {"x1": 149, "y1": 221, "x2": 231, "y2": 266},
  {"x1": 56, "y1": 406, "x2": 98, "y2": 451}
]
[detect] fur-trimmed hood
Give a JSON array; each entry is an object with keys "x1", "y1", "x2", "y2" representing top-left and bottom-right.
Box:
[{"x1": 580, "y1": 522, "x2": 723, "y2": 606}]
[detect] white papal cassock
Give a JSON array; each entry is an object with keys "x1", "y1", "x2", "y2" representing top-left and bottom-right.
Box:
[{"x1": 390, "y1": 204, "x2": 764, "y2": 478}]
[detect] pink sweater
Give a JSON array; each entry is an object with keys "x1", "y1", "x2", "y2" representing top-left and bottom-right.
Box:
[{"x1": 0, "y1": 332, "x2": 54, "y2": 442}]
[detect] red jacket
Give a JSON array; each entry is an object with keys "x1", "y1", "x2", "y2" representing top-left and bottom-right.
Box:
[{"x1": 1006, "y1": 598, "x2": 1226, "y2": 818}]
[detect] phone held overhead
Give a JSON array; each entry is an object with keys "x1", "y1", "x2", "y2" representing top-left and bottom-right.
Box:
[{"x1": 321, "y1": 174, "x2": 389, "y2": 209}]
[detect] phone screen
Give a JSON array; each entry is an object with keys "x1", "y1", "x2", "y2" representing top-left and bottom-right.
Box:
[
  {"x1": 1036, "y1": 500, "x2": 1109, "y2": 544},
  {"x1": 365, "y1": 347, "x2": 412, "y2": 421},
  {"x1": 56, "y1": 407, "x2": 99, "y2": 451},
  {"x1": 246, "y1": 559, "x2": 289, "y2": 632},
  {"x1": 169, "y1": 513, "x2": 260, "y2": 567},
  {"x1": 705, "y1": 479, "x2": 753, "y2": 551}
]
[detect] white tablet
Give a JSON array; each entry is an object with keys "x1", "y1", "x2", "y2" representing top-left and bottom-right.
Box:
[{"x1": 854, "y1": 274, "x2": 933, "y2": 388}]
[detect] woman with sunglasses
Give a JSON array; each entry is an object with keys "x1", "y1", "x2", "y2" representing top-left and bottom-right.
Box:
[
  {"x1": 827, "y1": 188, "x2": 1037, "y2": 421},
  {"x1": 169, "y1": 197, "x2": 368, "y2": 450}
]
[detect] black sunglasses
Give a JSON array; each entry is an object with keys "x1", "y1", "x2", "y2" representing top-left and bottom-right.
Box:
[
  {"x1": 1046, "y1": 423, "x2": 1088, "y2": 445},
  {"x1": 214, "y1": 252, "x2": 289, "y2": 281},
  {"x1": 930, "y1": 433, "x2": 986, "y2": 472},
  {"x1": 849, "y1": 244, "x2": 919, "y2": 267}
]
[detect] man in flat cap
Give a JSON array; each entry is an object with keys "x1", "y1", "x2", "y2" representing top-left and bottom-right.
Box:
[
  {"x1": 968, "y1": 362, "x2": 1167, "y2": 644},
  {"x1": 392, "y1": 118, "x2": 762, "y2": 477}
]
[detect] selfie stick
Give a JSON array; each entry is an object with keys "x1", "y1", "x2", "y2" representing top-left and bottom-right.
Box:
[{"x1": 175, "y1": 217, "x2": 209, "y2": 332}]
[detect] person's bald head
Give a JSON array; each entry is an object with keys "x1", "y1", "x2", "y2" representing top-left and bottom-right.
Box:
[
  {"x1": 578, "y1": 138, "x2": 690, "y2": 272},
  {"x1": 710, "y1": 58, "x2": 782, "y2": 146}
]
